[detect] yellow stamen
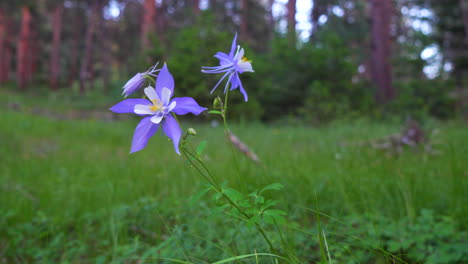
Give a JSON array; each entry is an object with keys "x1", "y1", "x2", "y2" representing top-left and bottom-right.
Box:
[
  {"x1": 149, "y1": 99, "x2": 163, "y2": 112},
  {"x1": 241, "y1": 56, "x2": 252, "y2": 63}
]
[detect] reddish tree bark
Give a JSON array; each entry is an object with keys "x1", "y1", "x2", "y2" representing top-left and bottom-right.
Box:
[
  {"x1": 192, "y1": 0, "x2": 200, "y2": 15},
  {"x1": 368, "y1": 0, "x2": 394, "y2": 103},
  {"x1": 50, "y1": 4, "x2": 63, "y2": 90},
  {"x1": 141, "y1": 0, "x2": 156, "y2": 49},
  {"x1": 2, "y1": 16, "x2": 12, "y2": 83},
  {"x1": 2, "y1": 42, "x2": 11, "y2": 83},
  {"x1": 69, "y1": 6, "x2": 80, "y2": 85},
  {"x1": 0, "y1": 8, "x2": 8, "y2": 83},
  {"x1": 241, "y1": 0, "x2": 248, "y2": 40},
  {"x1": 287, "y1": 0, "x2": 296, "y2": 47},
  {"x1": 80, "y1": 1, "x2": 100, "y2": 94},
  {"x1": 29, "y1": 30, "x2": 39, "y2": 80},
  {"x1": 17, "y1": 6, "x2": 32, "y2": 90}
]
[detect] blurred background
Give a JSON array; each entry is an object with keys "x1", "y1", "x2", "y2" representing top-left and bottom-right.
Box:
[
  {"x1": 1, "y1": 0, "x2": 468, "y2": 263},
  {"x1": 0, "y1": 0, "x2": 466, "y2": 122}
]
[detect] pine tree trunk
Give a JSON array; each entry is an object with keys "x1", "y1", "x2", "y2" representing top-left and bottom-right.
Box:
[
  {"x1": 460, "y1": 0, "x2": 468, "y2": 43},
  {"x1": 17, "y1": 6, "x2": 32, "y2": 90},
  {"x1": 28, "y1": 30, "x2": 39, "y2": 84},
  {"x1": 69, "y1": 6, "x2": 80, "y2": 85},
  {"x1": 2, "y1": 17, "x2": 12, "y2": 83},
  {"x1": 141, "y1": 0, "x2": 156, "y2": 50},
  {"x1": 80, "y1": 1, "x2": 100, "y2": 94},
  {"x1": 309, "y1": 0, "x2": 326, "y2": 42},
  {"x1": 50, "y1": 4, "x2": 63, "y2": 90},
  {"x1": 268, "y1": 0, "x2": 275, "y2": 35},
  {"x1": 97, "y1": 17, "x2": 111, "y2": 94},
  {"x1": 0, "y1": 8, "x2": 7, "y2": 83},
  {"x1": 157, "y1": 0, "x2": 168, "y2": 49},
  {"x1": 287, "y1": 0, "x2": 296, "y2": 47},
  {"x1": 192, "y1": 0, "x2": 200, "y2": 15},
  {"x1": 240, "y1": 0, "x2": 248, "y2": 40},
  {"x1": 368, "y1": 0, "x2": 394, "y2": 103}
]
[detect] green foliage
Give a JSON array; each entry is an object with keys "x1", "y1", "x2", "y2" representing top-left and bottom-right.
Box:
[
  {"x1": 252, "y1": 31, "x2": 374, "y2": 123},
  {"x1": 288, "y1": 210, "x2": 468, "y2": 264},
  {"x1": 386, "y1": 78, "x2": 457, "y2": 120},
  {"x1": 378, "y1": 209, "x2": 468, "y2": 263},
  {"x1": 2, "y1": 201, "x2": 466, "y2": 263},
  {"x1": 208, "y1": 183, "x2": 286, "y2": 227}
]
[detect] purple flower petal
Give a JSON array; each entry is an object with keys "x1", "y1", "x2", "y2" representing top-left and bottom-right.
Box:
[
  {"x1": 110, "y1": 99, "x2": 151, "y2": 114},
  {"x1": 155, "y1": 63, "x2": 174, "y2": 98},
  {"x1": 214, "y1": 52, "x2": 233, "y2": 66},
  {"x1": 229, "y1": 74, "x2": 248, "y2": 101},
  {"x1": 130, "y1": 116, "x2": 159, "y2": 153},
  {"x1": 229, "y1": 34, "x2": 238, "y2": 58},
  {"x1": 162, "y1": 115, "x2": 182, "y2": 155},
  {"x1": 236, "y1": 74, "x2": 248, "y2": 102},
  {"x1": 229, "y1": 73, "x2": 240, "y2": 91},
  {"x1": 123, "y1": 73, "x2": 145, "y2": 97},
  {"x1": 171, "y1": 97, "x2": 207, "y2": 115}
]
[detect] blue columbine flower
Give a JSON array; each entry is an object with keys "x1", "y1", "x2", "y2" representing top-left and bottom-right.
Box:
[
  {"x1": 122, "y1": 63, "x2": 159, "y2": 97},
  {"x1": 110, "y1": 63, "x2": 207, "y2": 154},
  {"x1": 202, "y1": 34, "x2": 254, "y2": 101}
]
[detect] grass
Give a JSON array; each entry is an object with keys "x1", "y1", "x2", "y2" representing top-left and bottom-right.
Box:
[{"x1": 1, "y1": 88, "x2": 467, "y2": 263}]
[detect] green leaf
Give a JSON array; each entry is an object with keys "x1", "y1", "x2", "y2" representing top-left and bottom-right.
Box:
[
  {"x1": 245, "y1": 207, "x2": 259, "y2": 215},
  {"x1": 189, "y1": 187, "x2": 211, "y2": 205},
  {"x1": 208, "y1": 110, "x2": 222, "y2": 115},
  {"x1": 260, "y1": 183, "x2": 284, "y2": 194},
  {"x1": 255, "y1": 196, "x2": 265, "y2": 204},
  {"x1": 248, "y1": 191, "x2": 258, "y2": 197},
  {"x1": 212, "y1": 192, "x2": 222, "y2": 201},
  {"x1": 211, "y1": 204, "x2": 229, "y2": 215},
  {"x1": 246, "y1": 215, "x2": 261, "y2": 227},
  {"x1": 237, "y1": 200, "x2": 252, "y2": 208},
  {"x1": 223, "y1": 188, "x2": 244, "y2": 203},
  {"x1": 263, "y1": 209, "x2": 287, "y2": 225},
  {"x1": 196, "y1": 140, "x2": 207, "y2": 156},
  {"x1": 264, "y1": 209, "x2": 287, "y2": 217},
  {"x1": 261, "y1": 200, "x2": 278, "y2": 211}
]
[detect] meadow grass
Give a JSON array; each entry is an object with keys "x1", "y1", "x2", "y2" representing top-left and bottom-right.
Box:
[{"x1": 1, "y1": 88, "x2": 467, "y2": 263}]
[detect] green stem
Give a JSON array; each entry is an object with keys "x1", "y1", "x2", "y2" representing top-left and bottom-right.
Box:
[
  {"x1": 220, "y1": 88, "x2": 245, "y2": 192},
  {"x1": 222, "y1": 88, "x2": 230, "y2": 133},
  {"x1": 176, "y1": 90, "x2": 277, "y2": 255},
  {"x1": 181, "y1": 145, "x2": 277, "y2": 254},
  {"x1": 143, "y1": 74, "x2": 156, "y2": 85},
  {"x1": 181, "y1": 148, "x2": 217, "y2": 189},
  {"x1": 182, "y1": 146, "x2": 222, "y2": 191}
]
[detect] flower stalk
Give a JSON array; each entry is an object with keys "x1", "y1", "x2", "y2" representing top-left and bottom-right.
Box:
[{"x1": 179, "y1": 143, "x2": 277, "y2": 254}]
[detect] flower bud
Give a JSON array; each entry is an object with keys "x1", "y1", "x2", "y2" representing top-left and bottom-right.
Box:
[
  {"x1": 187, "y1": 128, "x2": 197, "y2": 136},
  {"x1": 213, "y1": 97, "x2": 222, "y2": 108}
]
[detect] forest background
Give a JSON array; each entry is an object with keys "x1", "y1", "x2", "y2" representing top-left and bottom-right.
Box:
[
  {"x1": 0, "y1": 0, "x2": 467, "y2": 263},
  {"x1": 1, "y1": 0, "x2": 467, "y2": 122}
]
